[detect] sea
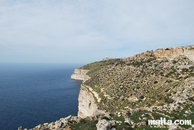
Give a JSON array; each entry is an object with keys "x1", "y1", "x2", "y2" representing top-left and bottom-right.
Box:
[{"x1": 0, "y1": 63, "x2": 83, "y2": 130}]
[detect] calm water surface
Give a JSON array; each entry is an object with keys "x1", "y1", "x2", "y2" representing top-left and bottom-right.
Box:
[{"x1": 0, "y1": 63, "x2": 82, "y2": 130}]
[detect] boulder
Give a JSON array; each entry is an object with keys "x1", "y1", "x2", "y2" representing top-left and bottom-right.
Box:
[{"x1": 96, "y1": 119, "x2": 112, "y2": 130}]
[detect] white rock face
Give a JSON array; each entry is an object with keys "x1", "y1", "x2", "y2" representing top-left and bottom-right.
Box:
[
  {"x1": 78, "y1": 84, "x2": 98, "y2": 118},
  {"x1": 153, "y1": 46, "x2": 194, "y2": 61},
  {"x1": 71, "y1": 68, "x2": 100, "y2": 118},
  {"x1": 71, "y1": 69, "x2": 89, "y2": 81},
  {"x1": 96, "y1": 119, "x2": 112, "y2": 130}
]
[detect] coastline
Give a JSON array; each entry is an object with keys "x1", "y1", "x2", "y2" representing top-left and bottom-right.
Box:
[
  {"x1": 22, "y1": 68, "x2": 93, "y2": 130},
  {"x1": 20, "y1": 45, "x2": 194, "y2": 130}
]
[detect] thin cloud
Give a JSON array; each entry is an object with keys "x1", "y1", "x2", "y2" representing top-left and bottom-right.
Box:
[{"x1": 0, "y1": 0, "x2": 193, "y2": 63}]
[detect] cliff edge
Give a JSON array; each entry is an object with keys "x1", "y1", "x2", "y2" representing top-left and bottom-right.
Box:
[
  {"x1": 71, "y1": 68, "x2": 90, "y2": 81},
  {"x1": 29, "y1": 45, "x2": 194, "y2": 130},
  {"x1": 71, "y1": 68, "x2": 102, "y2": 118}
]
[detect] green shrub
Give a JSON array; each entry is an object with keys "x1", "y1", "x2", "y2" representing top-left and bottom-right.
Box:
[{"x1": 70, "y1": 119, "x2": 98, "y2": 130}]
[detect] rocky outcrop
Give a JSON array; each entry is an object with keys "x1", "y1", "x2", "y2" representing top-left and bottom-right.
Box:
[
  {"x1": 32, "y1": 115, "x2": 81, "y2": 130},
  {"x1": 71, "y1": 69, "x2": 89, "y2": 81},
  {"x1": 96, "y1": 119, "x2": 112, "y2": 130},
  {"x1": 154, "y1": 45, "x2": 194, "y2": 61}
]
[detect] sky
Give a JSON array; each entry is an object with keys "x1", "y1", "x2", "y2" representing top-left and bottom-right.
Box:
[{"x1": 0, "y1": 0, "x2": 194, "y2": 64}]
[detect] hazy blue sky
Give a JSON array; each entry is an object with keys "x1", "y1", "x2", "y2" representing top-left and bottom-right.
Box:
[{"x1": 0, "y1": 0, "x2": 193, "y2": 64}]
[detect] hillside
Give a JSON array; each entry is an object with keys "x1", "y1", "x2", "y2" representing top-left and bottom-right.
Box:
[
  {"x1": 78, "y1": 45, "x2": 194, "y2": 129},
  {"x1": 81, "y1": 46, "x2": 194, "y2": 112},
  {"x1": 30, "y1": 45, "x2": 194, "y2": 130}
]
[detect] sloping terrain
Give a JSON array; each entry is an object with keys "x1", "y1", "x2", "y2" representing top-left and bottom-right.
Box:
[
  {"x1": 81, "y1": 46, "x2": 194, "y2": 112},
  {"x1": 77, "y1": 46, "x2": 194, "y2": 129},
  {"x1": 31, "y1": 46, "x2": 194, "y2": 130}
]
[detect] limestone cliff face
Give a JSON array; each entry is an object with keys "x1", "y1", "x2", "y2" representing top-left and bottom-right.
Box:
[
  {"x1": 71, "y1": 69, "x2": 90, "y2": 81},
  {"x1": 78, "y1": 84, "x2": 98, "y2": 118},
  {"x1": 71, "y1": 68, "x2": 99, "y2": 118},
  {"x1": 131, "y1": 45, "x2": 194, "y2": 62},
  {"x1": 153, "y1": 46, "x2": 194, "y2": 61}
]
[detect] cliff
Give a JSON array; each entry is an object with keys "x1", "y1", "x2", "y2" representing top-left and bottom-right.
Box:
[
  {"x1": 82, "y1": 46, "x2": 194, "y2": 111},
  {"x1": 29, "y1": 45, "x2": 194, "y2": 130},
  {"x1": 71, "y1": 68, "x2": 100, "y2": 118},
  {"x1": 71, "y1": 68, "x2": 90, "y2": 81},
  {"x1": 76, "y1": 45, "x2": 194, "y2": 129},
  {"x1": 153, "y1": 46, "x2": 194, "y2": 61},
  {"x1": 77, "y1": 84, "x2": 98, "y2": 118}
]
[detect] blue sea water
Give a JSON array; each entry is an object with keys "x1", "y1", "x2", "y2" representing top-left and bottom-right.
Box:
[{"x1": 0, "y1": 63, "x2": 82, "y2": 130}]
